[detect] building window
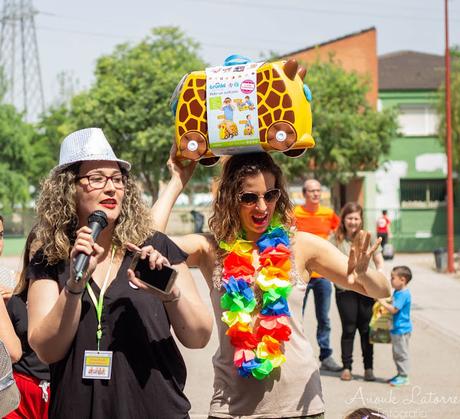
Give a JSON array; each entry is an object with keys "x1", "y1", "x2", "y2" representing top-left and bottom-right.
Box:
[
  {"x1": 400, "y1": 179, "x2": 446, "y2": 208},
  {"x1": 398, "y1": 104, "x2": 439, "y2": 136}
]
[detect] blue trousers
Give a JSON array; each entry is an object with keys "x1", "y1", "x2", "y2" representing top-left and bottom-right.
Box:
[{"x1": 302, "y1": 277, "x2": 333, "y2": 361}]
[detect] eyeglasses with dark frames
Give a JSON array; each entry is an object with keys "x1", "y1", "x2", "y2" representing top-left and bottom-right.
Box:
[
  {"x1": 238, "y1": 188, "x2": 281, "y2": 206},
  {"x1": 76, "y1": 174, "x2": 127, "y2": 190}
]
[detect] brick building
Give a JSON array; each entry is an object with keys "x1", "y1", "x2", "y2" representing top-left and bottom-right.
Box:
[
  {"x1": 282, "y1": 27, "x2": 378, "y2": 107},
  {"x1": 282, "y1": 27, "x2": 379, "y2": 208}
]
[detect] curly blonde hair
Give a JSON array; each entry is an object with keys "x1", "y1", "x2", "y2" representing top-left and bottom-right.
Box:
[
  {"x1": 35, "y1": 164, "x2": 155, "y2": 265},
  {"x1": 209, "y1": 153, "x2": 293, "y2": 244}
]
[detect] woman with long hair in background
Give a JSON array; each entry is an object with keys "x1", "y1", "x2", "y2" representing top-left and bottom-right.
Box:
[{"x1": 330, "y1": 202, "x2": 385, "y2": 382}]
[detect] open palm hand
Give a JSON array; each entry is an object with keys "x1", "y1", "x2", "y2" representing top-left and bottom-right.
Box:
[{"x1": 347, "y1": 230, "x2": 382, "y2": 284}]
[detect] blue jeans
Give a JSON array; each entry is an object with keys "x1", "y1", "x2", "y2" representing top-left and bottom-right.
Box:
[{"x1": 302, "y1": 277, "x2": 333, "y2": 361}]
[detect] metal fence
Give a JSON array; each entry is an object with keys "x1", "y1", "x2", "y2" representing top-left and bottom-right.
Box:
[{"x1": 0, "y1": 210, "x2": 36, "y2": 237}]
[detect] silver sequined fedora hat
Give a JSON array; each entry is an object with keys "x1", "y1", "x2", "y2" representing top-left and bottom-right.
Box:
[
  {"x1": 0, "y1": 340, "x2": 20, "y2": 417},
  {"x1": 53, "y1": 127, "x2": 131, "y2": 174}
]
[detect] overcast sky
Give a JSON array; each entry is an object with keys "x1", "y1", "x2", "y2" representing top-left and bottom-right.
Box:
[{"x1": 22, "y1": 0, "x2": 460, "y2": 106}]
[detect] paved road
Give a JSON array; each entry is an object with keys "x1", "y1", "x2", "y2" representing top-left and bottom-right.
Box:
[{"x1": 2, "y1": 253, "x2": 460, "y2": 418}]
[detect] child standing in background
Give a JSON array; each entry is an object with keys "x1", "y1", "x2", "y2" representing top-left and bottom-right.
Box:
[
  {"x1": 379, "y1": 266, "x2": 413, "y2": 386},
  {"x1": 376, "y1": 210, "x2": 391, "y2": 249}
]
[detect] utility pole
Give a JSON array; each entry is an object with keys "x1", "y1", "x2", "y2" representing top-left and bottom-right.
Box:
[
  {"x1": 444, "y1": 0, "x2": 455, "y2": 273},
  {"x1": 0, "y1": 0, "x2": 45, "y2": 120}
]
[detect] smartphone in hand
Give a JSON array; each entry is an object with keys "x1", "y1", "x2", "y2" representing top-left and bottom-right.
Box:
[{"x1": 129, "y1": 252, "x2": 178, "y2": 294}]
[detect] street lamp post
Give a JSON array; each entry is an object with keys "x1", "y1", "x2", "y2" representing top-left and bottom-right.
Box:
[{"x1": 444, "y1": 0, "x2": 455, "y2": 273}]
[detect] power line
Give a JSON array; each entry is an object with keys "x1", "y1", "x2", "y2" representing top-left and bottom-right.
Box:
[
  {"x1": 181, "y1": 0, "x2": 460, "y2": 23},
  {"x1": 37, "y1": 11, "x2": 313, "y2": 48},
  {"x1": 295, "y1": 0, "x2": 460, "y2": 14},
  {"x1": 35, "y1": 2, "x2": 460, "y2": 25},
  {"x1": 35, "y1": 23, "x2": 280, "y2": 57},
  {"x1": 35, "y1": 16, "x2": 305, "y2": 50},
  {"x1": 31, "y1": 4, "x2": 459, "y2": 70},
  {"x1": 33, "y1": 4, "x2": 460, "y2": 52},
  {"x1": 37, "y1": 24, "x2": 126, "y2": 40}
]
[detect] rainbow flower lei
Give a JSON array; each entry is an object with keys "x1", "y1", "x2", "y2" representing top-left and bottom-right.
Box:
[{"x1": 219, "y1": 220, "x2": 292, "y2": 380}]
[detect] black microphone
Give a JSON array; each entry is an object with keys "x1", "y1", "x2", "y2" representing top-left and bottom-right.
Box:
[{"x1": 73, "y1": 210, "x2": 108, "y2": 282}]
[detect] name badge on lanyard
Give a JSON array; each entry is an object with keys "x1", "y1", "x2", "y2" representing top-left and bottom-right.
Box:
[
  {"x1": 82, "y1": 246, "x2": 116, "y2": 381},
  {"x1": 83, "y1": 350, "x2": 113, "y2": 380}
]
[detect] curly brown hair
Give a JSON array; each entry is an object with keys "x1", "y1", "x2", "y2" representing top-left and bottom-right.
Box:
[
  {"x1": 209, "y1": 153, "x2": 293, "y2": 244},
  {"x1": 344, "y1": 407, "x2": 387, "y2": 419},
  {"x1": 14, "y1": 225, "x2": 38, "y2": 296},
  {"x1": 334, "y1": 202, "x2": 363, "y2": 245},
  {"x1": 35, "y1": 164, "x2": 155, "y2": 265}
]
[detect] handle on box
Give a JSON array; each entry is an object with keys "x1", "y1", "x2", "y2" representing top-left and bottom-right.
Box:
[{"x1": 224, "y1": 54, "x2": 252, "y2": 66}]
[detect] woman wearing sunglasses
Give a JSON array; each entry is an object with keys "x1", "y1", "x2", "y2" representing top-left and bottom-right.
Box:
[
  {"x1": 153, "y1": 151, "x2": 390, "y2": 418},
  {"x1": 26, "y1": 128, "x2": 212, "y2": 419}
]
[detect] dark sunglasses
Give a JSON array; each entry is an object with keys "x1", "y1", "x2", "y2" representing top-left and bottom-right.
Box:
[{"x1": 238, "y1": 188, "x2": 281, "y2": 206}]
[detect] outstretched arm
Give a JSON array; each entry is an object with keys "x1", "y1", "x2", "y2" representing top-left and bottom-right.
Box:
[{"x1": 300, "y1": 231, "x2": 391, "y2": 299}]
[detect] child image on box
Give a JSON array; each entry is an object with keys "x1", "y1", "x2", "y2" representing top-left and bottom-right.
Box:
[
  {"x1": 378, "y1": 266, "x2": 413, "y2": 387},
  {"x1": 237, "y1": 95, "x2": 255, "y2": 111},
  {"x1": 221, "y1": 97, "x2": 235, "y2": 121},
  {"x1": 244, "y1": 114, "x2": 254, "y2": 135},
  {"x1": 243, "y1": 95, "x2": 255, "y2": 110},
  {"x1": 220, "y1": 97, "x2": 238, "y2": 139}
]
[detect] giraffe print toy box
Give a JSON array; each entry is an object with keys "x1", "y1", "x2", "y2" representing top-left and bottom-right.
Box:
[{"x1": 171, "y1": 57, "x2": 315, "y2": 166}]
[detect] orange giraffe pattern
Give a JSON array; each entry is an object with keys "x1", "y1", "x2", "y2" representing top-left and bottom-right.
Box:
[{"x1": 175, "y1": 59, "x2": 314, "y2": 164}]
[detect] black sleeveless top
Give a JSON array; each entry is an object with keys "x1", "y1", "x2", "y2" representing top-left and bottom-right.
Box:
[{"x1": 28, "y1": 232, "x2": 190, "y2": 419}]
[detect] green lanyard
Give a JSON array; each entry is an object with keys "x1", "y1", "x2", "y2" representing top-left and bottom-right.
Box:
[{"x1": 86, "y1": 246, "x2": 116, "y2": 352}]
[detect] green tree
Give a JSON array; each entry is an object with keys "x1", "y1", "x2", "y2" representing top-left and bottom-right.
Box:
[
  {"x1": 30, "y1": 70, "x2": 90, "y2": 193},
  {"x1": 69, "y1": 26, "x2": 207, "y2": 200},
  {"x1": 274, "y1": 57, "x2": 398, "y2": 187},
  {"x1": 438, "y1": 47, "x2": 460, "y2": 170},
  {"x1": 0, "y1": 165, "x2": 30, "y2": 212},
  {"x1": 30, "y1": 104, "x2": 73, "y2": 192},
  {"x1": 0, "y1": 104, "x2": 35, "y2": 210}
]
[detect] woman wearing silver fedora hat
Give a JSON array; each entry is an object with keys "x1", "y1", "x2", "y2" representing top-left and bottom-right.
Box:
[{"x1": 26, "y1": 128, "x2": 213, "y2": 419}]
